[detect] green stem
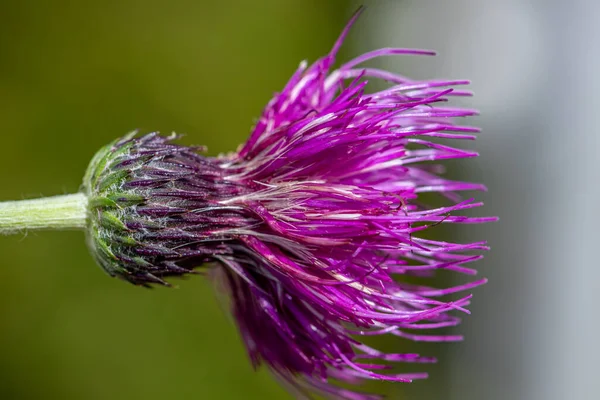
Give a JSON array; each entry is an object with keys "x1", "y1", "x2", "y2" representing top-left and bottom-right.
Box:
[{"x1": 0, "y1": 193, "x2": 88, "y2": 234}]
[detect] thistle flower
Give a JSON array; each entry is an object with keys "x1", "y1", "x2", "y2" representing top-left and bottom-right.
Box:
[{"x1": 0, "y1": 8, "x2": 494, "y2": 400}]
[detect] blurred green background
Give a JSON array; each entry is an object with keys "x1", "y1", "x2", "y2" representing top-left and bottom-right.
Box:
[{"x1": 0, "y1": 1, "x2": 452, "y2": 399}]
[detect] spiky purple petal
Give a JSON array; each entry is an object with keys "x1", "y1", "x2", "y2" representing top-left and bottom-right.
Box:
[{"x1": 208, "y1": 9, "x2": 493, "y2": 399}]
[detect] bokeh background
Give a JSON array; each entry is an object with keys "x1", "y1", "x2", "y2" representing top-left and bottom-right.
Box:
[{"x1": 1, "y1": 1, "x2": 598, "y2": 399}]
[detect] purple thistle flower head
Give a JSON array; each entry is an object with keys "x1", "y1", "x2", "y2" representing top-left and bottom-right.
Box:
[{"x1": 82, "y1": 8, "x2": 494, "y2": 399}]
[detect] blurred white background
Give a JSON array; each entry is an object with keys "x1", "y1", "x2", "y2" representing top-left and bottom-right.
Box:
[{"x1": 356, "y1": 1, "x2": 600, "y2": 399}]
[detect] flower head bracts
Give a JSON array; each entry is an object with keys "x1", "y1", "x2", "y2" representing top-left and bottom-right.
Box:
[{"x1": 84, "y1": 133, "x2": 255, "y2": 286}]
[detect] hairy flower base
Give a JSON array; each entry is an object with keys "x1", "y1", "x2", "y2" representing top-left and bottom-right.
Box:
[{"x1": 82, "y1": 8, "x2": 494, "y2": 400}]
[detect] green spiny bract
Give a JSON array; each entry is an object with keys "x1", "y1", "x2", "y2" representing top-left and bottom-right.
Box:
[{"x1": 82, "y1": 132, "x2": 250, "y2": 286}]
